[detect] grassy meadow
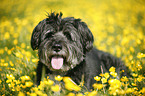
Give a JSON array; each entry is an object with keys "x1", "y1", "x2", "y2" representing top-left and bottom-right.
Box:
[{"x1": 0, "y1": 0, "x2": 145, "y2": 95}]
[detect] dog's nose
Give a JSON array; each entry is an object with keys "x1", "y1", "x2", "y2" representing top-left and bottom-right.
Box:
[{"x1": 52, "y1": 44, "x2": 62, "y2": 52}]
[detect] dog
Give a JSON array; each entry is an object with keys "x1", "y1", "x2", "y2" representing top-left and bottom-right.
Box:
[{"x1": 31, "y1": 12, "x2": 128, "y2": 89}]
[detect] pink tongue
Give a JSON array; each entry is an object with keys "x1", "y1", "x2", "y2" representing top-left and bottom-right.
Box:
[{"x1": 51, "y1": 57, "x2": 63, "y2": 69}]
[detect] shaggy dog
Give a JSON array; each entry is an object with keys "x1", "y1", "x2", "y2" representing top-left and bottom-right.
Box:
[{"x1": 31, "y1": 12, "x2": 128, "y2": 89}]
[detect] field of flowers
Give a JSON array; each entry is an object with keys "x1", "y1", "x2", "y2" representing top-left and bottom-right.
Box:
[{"x1": 0, "y1": 0, "x2": 145, "y2": 95}]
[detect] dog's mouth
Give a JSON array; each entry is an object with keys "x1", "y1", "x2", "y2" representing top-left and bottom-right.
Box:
[{"x1": 50, "y1": 56, "x2": 65, "y2": 70}]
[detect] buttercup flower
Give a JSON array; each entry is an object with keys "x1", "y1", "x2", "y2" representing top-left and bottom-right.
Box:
[
  {"x1": 63, "y1": 77, "x2": 81, "y2": 91},
  {"x1": 109, "y1": 66, "x2": 116, "y2": 72},
  {"x1": 55, "y1": 75, "x2": 63, "y2": 81},
  {"x1": 87, "y1": 91, "x2": 97, "y2": 96},
  {"x1": 93, "y1": 83, "x2": 103, "y2": 90},
  {"x1": 18, "y1": 92, "x2": 25, "y2": 96},
  {"x1": 137, "y1": 52, "x2": 145, "y2": 58},
  {"x1": 25, "y1": 81, "x2": 33, "y2": 87},
  {"x1": 51, "y1": 84, "x2": 61, "y2": 92},
  {"x1": 4, "y1": 32, "x2": 10, "y2": 39},
  {"x1": 94, "y1": 76, "x2": 101, "y2": 81},
  {"x1": 101, "y1": 78, "x2": 107, "y2": 83}
]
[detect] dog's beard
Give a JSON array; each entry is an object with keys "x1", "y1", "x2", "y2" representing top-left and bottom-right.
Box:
[{"x1": 38, "y1": 40, "x2": 84, "y2": 72}]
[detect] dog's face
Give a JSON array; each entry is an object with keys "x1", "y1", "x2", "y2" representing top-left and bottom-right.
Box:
[{"x1": 31, "y1": 13, "x2": 94, "y2": 72}]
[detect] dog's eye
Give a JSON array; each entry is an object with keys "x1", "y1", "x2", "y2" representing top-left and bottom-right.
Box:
[
  {"x1": 64, "y1": 32, "x2": 72, "y2": 41},
  {"x1": 45, "y1": 32, "x2": 54, "y2": 39}
]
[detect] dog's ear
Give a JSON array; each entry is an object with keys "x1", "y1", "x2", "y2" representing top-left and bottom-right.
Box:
[
  {"x1": 74, "y1": 20, "x2": 94, "y2": 52},
  {"x1": 31, "y1": 19, "x2": 46, "y2": 50},
  {"x1": 31, "y1": 12, "x2": 62, "y2": 50}
]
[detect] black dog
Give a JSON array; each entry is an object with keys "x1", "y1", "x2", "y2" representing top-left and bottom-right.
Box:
[{"x1": 31, "y1": 12, "x2": 128, "y2": 89}]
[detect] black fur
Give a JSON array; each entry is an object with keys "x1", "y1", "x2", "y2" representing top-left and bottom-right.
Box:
[{"x1": 31, "y1": 12, "x2": 128, "y2": 89}]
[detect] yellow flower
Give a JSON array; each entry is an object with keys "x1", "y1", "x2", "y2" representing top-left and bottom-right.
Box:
[
  {"x1": 5, "y1": 47, "x2": 8, "y2": 51},
  {"x1": 136, "y1": 39, "x2": 141, "y2": 44},
  {"x1": 94, "y1": 76, "x2": 101, "y2": 81},
  {"x1": 4, "y1": 32, "x2": 10, "y2": 39},
  {"x1": 99, "y1": 73, "x2": 104, "y2": 77},
  {"x1": 21, "y1": 43, "x2": 26, "y2": 48},
  {"x1": 15, "y1": 52, "x2": 23, "y2": 58},
  {"x1": 32, "y1": 58, "x2": 39, "y2": 63},
  {"x1": 0, "y1": 49, "x2": 4, "y2": 54},
  {"x1": 55, "y1": 75, "x2": 63, "y2": 81},
  {"x1": 25, "y1": 51, "x2": 31, "y2": 58},
  {"x1": 7, "y1": 50, "x2": 12, "y2": 55},
  {"x1": 101, "y1": 78, "x2": 107, "y2": 83},
  {"x1": 131, "y1": 83, "x2": 137, "y2": 86},
  {"x1": 129, "y1": 47, "x2": 135, "y2": 53},
  {"x1": 1, "y1": 59, "x2": 5, "y2": 63},
  {"x1": 6, "y1": 79, "x2": 12, "y2": 83},
  {"x1": 13, "y1": 39, "x2": 18, "y2": 45},
  {"x1": 136, "y1": 63, "x2": 142, "y2": 71},
  {"x1": 3, "y1": 63, "x2": 8, "y2": 67},
  {"x1": 63, "y1": 77, "x2": 81, "y2": 91},
  {"x1": 121, "y1": 76, "x2": 128, "y2": 82},
  {"x1": 110, "y1": 72, "x2": 117, "y2": 77},
  {"x1": 18, "y1": 92, "x2": 25, "y2": 96},
  {"x1": 29, "y1": 93, "x2": 37, "y2": 96},
  {"x1": 15, "y1": 85, "x2": 21, "y2": 91},
  {"x1": 84, "y1": 92, "x2": 89, "y2": 95},
  {"x1": 44, "y1": 79, "x2": 54, "y2": 85},
  {"x1": 25, "y1": 81, "x2": 33, "y2": 87},
  {"x1": 26, "y1": 92, "x2": 30, "y2": 95},
  {"x1": 8, "y1": 83, "x2": 15, "y2": 88},
  {"x1": 67, "y1": 93, "x2": 75, "y2": 96},
  {"x1": 36, "y1": 90, "x2": 44, "y2": 96},
  {"x1": 93, "y1": 83, "x2": 103, "y2": 90},
  {"x1": 47, "y1": 76, "x2": 49, "y2": 79},
  {"x1": 20, "y1": 84, "x2": 25, "y2": 88},
  {"x1": 20, "y1": 75, "x2": 31, "y2": 83},
  {"x1": 126, "y1": 88, "x2": 134, "y2": 93},
  {"x1": 109, "y1": 66, "x2": 116, "y2": 72},
  {"x1": 0, "y1": 80, "x2": 2, "y2": 84},
  {"x1": 27, "y1": 46, "x2": 30, "y2": 49},
  {"x1": 20, "y1": 76, "x2": 31, "y2": 81},
  {"x1": 22, "y1": 19, "x2": 28, "y2": 26},
  {"x1": 51, "y1": 84, "x2": 60, "y2": 92},
  {"x1": 10, "y1": 47, "x2": 15, "y2": 51},
  {"x1": 109, "y1": 79, "x2": 121, "y2": 89},
  {"x1": 87, "y1": 91, "x2": 97, "y2": 96},
  {"x1": 76, "y1": 93, "x2": 83, "y2": 96},
  {"x1": 122, "y1": 70, "x2": 124, "y2": 72},
  {"x1": 9, "y1": 61, "x2": 14, "y2": 66},
  {"x1": 137, "y1": 52, "x2": 145, "y2": 58},
  {"x1": 118, "y1": 90, "x2": 125, "y2": 95},
  {"x1": 132, "y1": 73, "x2": 138, "y2": 77},
  {"x1": 6, "y1": 74, "x2": 15, "y2": 80},
  {"x1": 65, "y1": 83, "x2": 81, "y2": 91},
  {"x1": 13, "y1": 33, "x2": 19, "y2": 38},
  {"x1": 104, "y1": 73, "x2": 110, "y2": 79},
  {"x1": 137, "y1": 75, "x2": 144, "y2": 82},
  {"x1": 139, "y1": 87, "x2": 145, "y2": 94},
  {"x1": 16, "y1": 80, "x2": 21, "y2": 85}
]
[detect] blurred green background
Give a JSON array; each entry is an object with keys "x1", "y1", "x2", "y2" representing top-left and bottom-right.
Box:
[{"x1": 1, "y1": 0, "x2": 145, "y2": 54}]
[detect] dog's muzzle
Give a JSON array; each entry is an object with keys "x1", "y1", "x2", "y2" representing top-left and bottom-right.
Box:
[{"x1": 52, "y1": 43, "x2": 62, "y2": 52}]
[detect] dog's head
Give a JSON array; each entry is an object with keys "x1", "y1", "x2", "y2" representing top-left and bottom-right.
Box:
[{"x1": 31, "y1": 12, "x2": 94, "y2": 72}]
